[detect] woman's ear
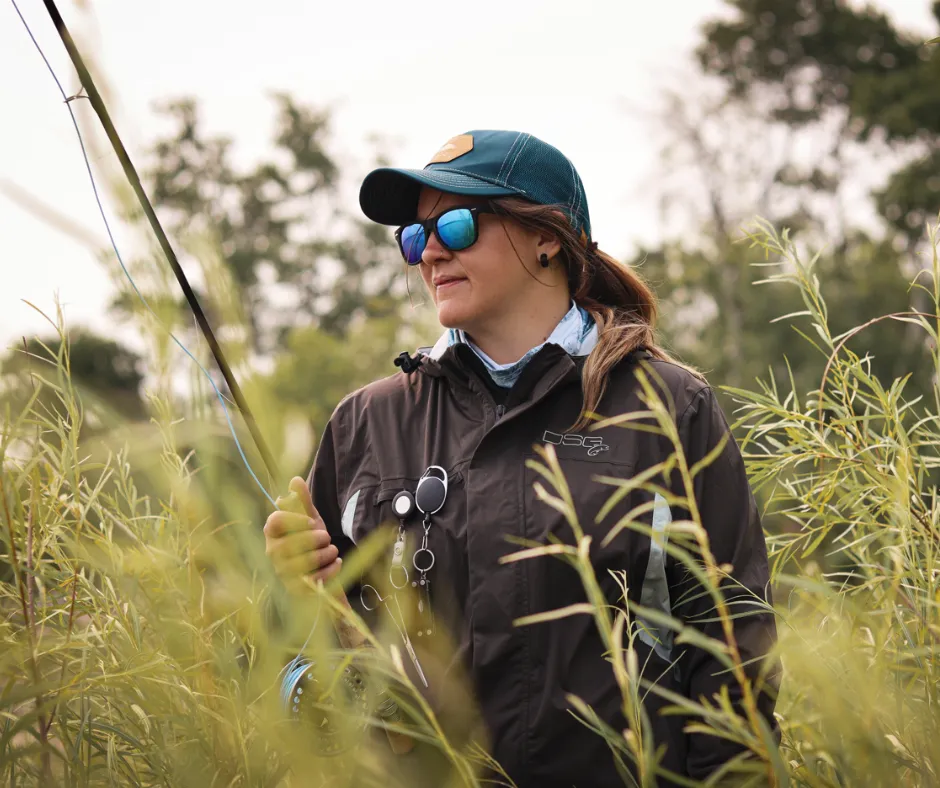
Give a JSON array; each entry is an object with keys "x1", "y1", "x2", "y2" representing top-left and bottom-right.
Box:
[{"x1": 534, "y1": 231, "x2": 562, "y2": 262}]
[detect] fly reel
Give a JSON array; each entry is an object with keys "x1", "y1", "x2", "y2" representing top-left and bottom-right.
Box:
[{"x1": 280, "y1": 657, "x2": 371, "y2": 756}]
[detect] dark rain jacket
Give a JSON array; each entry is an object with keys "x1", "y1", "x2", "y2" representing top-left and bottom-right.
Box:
[{"x1": 307, "y1": 340, "x2": 777, "y2": 788}]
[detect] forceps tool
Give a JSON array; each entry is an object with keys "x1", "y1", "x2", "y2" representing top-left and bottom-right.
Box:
[{"x1": 360, "y1": 581, "x2": 429, "y2": 688}]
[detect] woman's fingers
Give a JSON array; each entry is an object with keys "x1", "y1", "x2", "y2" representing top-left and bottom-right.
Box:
[
  {"x1": 264, "y1": 504, "x2": 339, "y2": 589},
  {"x1": 265, "y1": 508, "x2": 327, "y2": 538},
  {"x1": 267, "y1": 527, "x2": 330, "y2": 560},
  {"x1": 309, "y1": 556, "x2": 343, "y2": 585},
  {"x1": 277, "y1": 544, "x2": 339, "y2": 579}
]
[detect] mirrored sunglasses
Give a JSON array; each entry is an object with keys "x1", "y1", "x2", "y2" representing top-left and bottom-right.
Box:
[{"x1": 395, "y1": 205, "x2": 496, "y2": 265}]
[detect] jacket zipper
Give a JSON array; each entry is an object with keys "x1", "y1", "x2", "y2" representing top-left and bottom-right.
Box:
[{"x1": 489, "y1": 364, "x2": 574, "y2": 435}]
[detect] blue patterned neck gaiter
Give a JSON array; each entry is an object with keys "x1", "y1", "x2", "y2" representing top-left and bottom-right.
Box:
[{"x1": 444, "y1": 301, "x2": 598, "y2": 388}]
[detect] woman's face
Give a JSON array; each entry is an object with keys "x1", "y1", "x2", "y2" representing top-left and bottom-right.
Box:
[{"x1": 413, "y1": 188, "x2": 560, "y2": 335}]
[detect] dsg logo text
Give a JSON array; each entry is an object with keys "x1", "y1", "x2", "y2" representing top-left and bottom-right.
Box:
[{"x1": 542, "y1": 430, "x2": 610, "y2": 457}]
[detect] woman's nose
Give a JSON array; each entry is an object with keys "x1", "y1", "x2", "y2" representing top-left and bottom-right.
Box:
[{"x1": 421, "y1": 231, "x2": 451, "y2": 266}]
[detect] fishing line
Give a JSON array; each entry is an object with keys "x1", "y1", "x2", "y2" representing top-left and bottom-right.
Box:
[
  {"x1": 12, "y1": 5, "x2": 392, "y2": 744},
  {"x1": 10, "y1": 0, "x2": 277, "y2": 508}
]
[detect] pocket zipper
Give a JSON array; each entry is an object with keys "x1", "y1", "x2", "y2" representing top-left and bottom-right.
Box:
[{"x1": 374, "y1": 469, "x2": 464, "y2": 505}]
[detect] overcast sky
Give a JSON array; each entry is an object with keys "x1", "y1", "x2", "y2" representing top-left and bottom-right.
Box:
[{"x1": 1, "y1": 0, "x2": 935, "y2": 349}]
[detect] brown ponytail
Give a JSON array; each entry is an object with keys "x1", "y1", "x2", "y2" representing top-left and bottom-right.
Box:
[{"x1": 490, "y1": 197, "x2": 702, "y2": 431}]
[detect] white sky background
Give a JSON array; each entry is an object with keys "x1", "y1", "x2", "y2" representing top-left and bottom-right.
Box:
[{"x1": 0, "y1": 0, "x2": 935, "y2": 350}]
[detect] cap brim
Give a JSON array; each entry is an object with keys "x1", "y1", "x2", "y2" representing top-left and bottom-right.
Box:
[{"x1": 359, "y1": 167, "x2": 518, "y2": 226}]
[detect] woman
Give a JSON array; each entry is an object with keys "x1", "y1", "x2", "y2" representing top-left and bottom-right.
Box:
[{"x1": 264, "y1": 130, "x2": 777, "y2": 787}]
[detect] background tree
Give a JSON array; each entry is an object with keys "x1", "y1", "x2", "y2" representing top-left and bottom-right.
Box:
[
  {"x1": 142, "y1": 95, "x2": 406, "y2": 356},
  {"x1": 697, "y1": 0, "x2": 940, "y2": 245},
  {"x1": 136, "y1": 94, "x2": 422, "y2": 452},
  {"x1": 12, "y1": 93, "x2": 421, "y2": 457},
  {"x1": 636, "y1": 0, "x2": 940, "y2": 405},
  {"x1": 1, "y1": 330, "x2": 145, "y2": 425}
]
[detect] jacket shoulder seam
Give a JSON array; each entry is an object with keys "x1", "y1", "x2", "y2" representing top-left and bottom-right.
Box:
[
  {"x1": 675, "y1": 383, "x2": 713, "y2": 429},
  {"x1": 638, "y1": 359, "x2": 711, "y2": 424}
]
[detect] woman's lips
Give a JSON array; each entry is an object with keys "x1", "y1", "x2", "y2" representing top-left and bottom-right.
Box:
[{"x1": 435, "y1": 278, "x2": 466, "y2": 291}]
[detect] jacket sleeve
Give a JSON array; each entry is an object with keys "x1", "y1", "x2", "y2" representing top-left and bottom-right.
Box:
[
  {"x1": 668, "y1": 385, "x2": 779, "y2": 779},
  {"x1": 306, "y1": 413, "x2": 356, "y2": 560},
  {"x1": 305, "y1": 410, "x2": 376, "y2": 634}
]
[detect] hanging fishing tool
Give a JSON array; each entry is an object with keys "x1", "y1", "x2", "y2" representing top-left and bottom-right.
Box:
[
  {"x1": 360, "y1": 583, "x2": 429, "y2": 689},
  {"x1": 412, "y1": 466, "x2": 448, "y2": 638},
  {"x1": 390, "y1": 490, "x2": 416, "y2": 592},
  {"x1": 355, "y1": 487, "x2": 430, "y2": 687}
]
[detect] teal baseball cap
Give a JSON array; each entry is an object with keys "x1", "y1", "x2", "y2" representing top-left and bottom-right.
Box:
[{"x1": 359, "y1": 130, "x2": 592, "y2": 242}]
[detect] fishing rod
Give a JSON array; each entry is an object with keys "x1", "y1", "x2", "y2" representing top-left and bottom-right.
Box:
[
  {"x1": 26, "y1": 0, "x2": 416, "y2": 756},
  {"x1": 38, "y1": 0, "x2": 281, "y2": 490}
]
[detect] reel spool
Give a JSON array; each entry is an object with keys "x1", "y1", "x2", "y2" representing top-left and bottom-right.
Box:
[{"x1": 280, "y1": 657, "x2": 370, "y2": 756}]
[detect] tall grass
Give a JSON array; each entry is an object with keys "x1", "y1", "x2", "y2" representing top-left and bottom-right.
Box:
[
  {"x1": 2, "y1": 216, "x2": 939, "y2": 786},
  {"x1": 0, "y1": 306, "x2": 490, "y2": 787},
  {"x1": 505, "y1": 218, "x2": 940, "y2": 787},
  {"x1": 738, "y1": 218, "x2": 940, "y2": 787}
]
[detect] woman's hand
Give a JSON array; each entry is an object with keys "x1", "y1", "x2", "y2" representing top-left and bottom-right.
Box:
[{"x1": 265, "y1": 476, "x2": 342, "y2": 594}]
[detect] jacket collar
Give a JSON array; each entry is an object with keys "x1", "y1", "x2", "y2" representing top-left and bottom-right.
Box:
[
  {"x1": 418, "y1": 338, "x2": 582, "y2": 409},
  {"x1": 424, "y1": 316, "x2": 599, "y2": 364},
  {"x1": 428, "y1": 332, "x2": 450, "y2": 361}
]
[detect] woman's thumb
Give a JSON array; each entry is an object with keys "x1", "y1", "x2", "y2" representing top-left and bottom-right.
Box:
[{"x1": 287, "y1": 476, "x2": 317, "y2": 520}]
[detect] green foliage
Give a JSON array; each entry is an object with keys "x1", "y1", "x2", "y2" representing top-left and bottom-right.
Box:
[
  {"x1": 0, "y1": 308, "x2": 490, "y2": 788},
  {"x1": 732, "y1": 218, "x2": 940, "y2": 785},
  {"x1": 639, "y1": 229, "x2": 931, "y2": 409},
  {"x1": 6, "y1": 88, "x2": 427, "y2": 504},
  {"x1": 697, "y1": 0, "x2": 926, "y2": 121},
  {"x1": 642, "y1": 1, "x2": 940, "y2": 414},
  {"x1": 5, "y1": 217, "x2": 940, "y2": 785},
  {"x1": 270, "y1": 309, "x2": 437, "y2": 441}
]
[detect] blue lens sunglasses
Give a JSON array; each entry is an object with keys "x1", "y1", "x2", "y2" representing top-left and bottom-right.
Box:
[{"x1": 395, "y1": 204, "x2": 496, "y2": 265}]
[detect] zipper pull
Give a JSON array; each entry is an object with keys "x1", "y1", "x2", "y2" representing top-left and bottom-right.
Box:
[{"x1": 495, "y1": 404, "x2": 505, "y2": 421}]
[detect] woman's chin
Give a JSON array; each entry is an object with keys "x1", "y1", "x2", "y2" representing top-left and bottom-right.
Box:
[{"x1": 436, "y1": 302, "x2": 474, "y2": 329}]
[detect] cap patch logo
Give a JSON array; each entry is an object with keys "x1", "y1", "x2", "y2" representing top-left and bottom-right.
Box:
[{"x1": 428, "y1": 134, "x2": 473, "y2": 164}]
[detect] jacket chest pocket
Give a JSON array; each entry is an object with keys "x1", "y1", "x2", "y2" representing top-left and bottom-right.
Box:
[
  {"x1": 521, "y1": 455, "x2": 644, "y2": 625},
  {"x1": 523, "y1": 454, "x2": 636, "y2": 541}
]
